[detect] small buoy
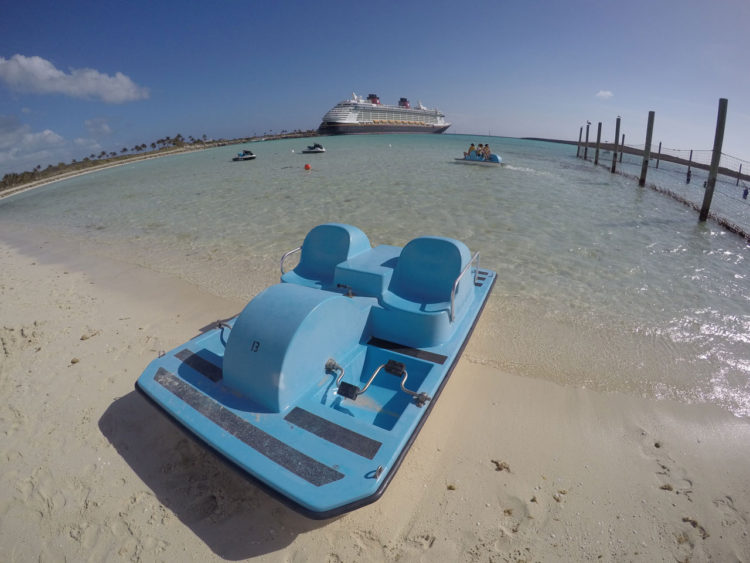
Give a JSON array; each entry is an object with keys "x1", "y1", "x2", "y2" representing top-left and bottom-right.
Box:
[{"x1": 304, "y1": 163, "x2": 311, "y2": 170}]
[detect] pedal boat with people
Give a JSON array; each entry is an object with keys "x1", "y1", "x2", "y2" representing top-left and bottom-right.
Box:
[
  {"x1": 455, "y1": 150, "x2": 502, "y2": 166},
  {"x1": 135, "y1": 223, "x2": 496, "y2": 519}
]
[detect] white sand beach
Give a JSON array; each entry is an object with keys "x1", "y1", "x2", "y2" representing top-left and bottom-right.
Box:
[{"x1": 1, "y1": 229, "x2": 749, "y2": 562}]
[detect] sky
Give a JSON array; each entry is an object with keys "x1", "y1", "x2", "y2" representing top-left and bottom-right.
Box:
[{"x1": 1, "y1": 0, "x2": 749, "y2": 177}]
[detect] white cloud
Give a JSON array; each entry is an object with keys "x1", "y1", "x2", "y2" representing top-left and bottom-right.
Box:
[
  {"x1": 0, "y1": 114, "x2": 66, "y2": 171},
  {"x1": 0, "y1": 54, "x2": 149, "y2": 104},
  {"x1": 596, "y1": 90, "x2": 614, "y2": 100},
  {"x1": 0, "y1": 115, "x2": 63, "y2": 151},
  {"x1": 85, "y1": 117, "x2": 112, "y2": 137},
  {"x1": 74, "y1": 137, "x2": 102, "y2": 150}
]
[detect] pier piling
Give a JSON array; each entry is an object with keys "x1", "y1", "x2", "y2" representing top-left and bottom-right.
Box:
[
  {"x1": 656, "y1": 142, "x2": 662, "y2": 168},
  {"x1": 594, "y1": 122, "x2": 602, "y2": 165},
  {"x1": 639, "y1": 111, "x2": 655, "y2": 187},
  {"x1": 611, "y1": 117, "x2": 621, "y2": 173},
  {"x1": 699, "y1": 98, "x2": 728, "y2": 222},
  {"x1": 584, "y1": 122, "x2": 590, "y2": 160}
]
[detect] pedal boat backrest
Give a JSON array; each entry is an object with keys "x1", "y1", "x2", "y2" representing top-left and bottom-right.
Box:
[
  {"x1": 280, "y1": 223, "x2": 371, "y2": 289},
  {"x1": 388, "y1": 236, "x2": 473, "y2": 311},
  {"x1": 373, "y1": 236, "x2": 477, "y2": 347}
]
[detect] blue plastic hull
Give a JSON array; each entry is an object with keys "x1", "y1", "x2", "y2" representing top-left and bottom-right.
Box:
[
  {"x1": 135, "y1": 224, "x2": 495, "y2": 518},
  {"x1": 454, "y1": 152, "x2": 503, "y2": 166}
]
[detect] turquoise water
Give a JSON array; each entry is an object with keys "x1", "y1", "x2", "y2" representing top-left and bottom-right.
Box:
[{"x1": 2, "y1": 135, "x2": 749, "y2": 417}]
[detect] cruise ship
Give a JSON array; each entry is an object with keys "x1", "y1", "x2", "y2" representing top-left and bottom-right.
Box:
[{"x1": 318, "y1": 93, "x2": 450, "y2": 135}]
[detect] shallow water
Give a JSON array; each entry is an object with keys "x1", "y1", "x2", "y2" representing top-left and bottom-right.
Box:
[{"x1": 2, "y1": 135, "x2": 748, "y2": 417}]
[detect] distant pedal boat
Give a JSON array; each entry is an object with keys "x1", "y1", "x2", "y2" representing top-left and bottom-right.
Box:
[
  {"x1": 455, "y1": 150, "x2": 502, "y2": 166},
  {"x1": 135, "y1": 223, "x2": 496, "y2": 518}
]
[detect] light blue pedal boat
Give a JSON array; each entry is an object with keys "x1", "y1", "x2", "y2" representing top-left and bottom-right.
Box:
[
  {"x1": 135, "y1": 223, "x2": 496, "y2": 518},
  {"x1": 454, "y1": 150, "x2": 502, "y2": 166}
]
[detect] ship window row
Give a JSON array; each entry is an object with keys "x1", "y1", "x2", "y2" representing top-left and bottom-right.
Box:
[{"x1": 357, "y1": 111, "x2": 432, "y2": 123}]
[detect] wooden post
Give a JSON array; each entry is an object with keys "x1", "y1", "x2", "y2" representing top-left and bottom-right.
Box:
[
  {"x1": 594, "y1": 122, "x2": 602, "y2": 165},
  {"x1": 737, "y1": 163, "x2": 742, "y2": 186},
  {"x1": 639, "y1": 111, "x2": 655, "y2": 186},
  {"x1": 656, "y1": 141, "x2": 662, "y2": 168},
  {"x1": 686, "y1": 149, "x2": 693, "y2": 183},
  {"x1": 611, "y1": 117, "x2": 621, "y2": 173},
  {"x1": 584, "y1": 122, "x2": 590, "y2": 160},
  {"x1": 699, "y1": 98, "x2": 728, "y2": 222},
  {"x1": 576, "y1": 127, "x2": 583, "y2": 158},
  {"x1": 620, "y1": 134, "x2": 625, "y2": 162}
]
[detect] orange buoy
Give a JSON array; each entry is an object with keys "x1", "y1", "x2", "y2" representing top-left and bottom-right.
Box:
[{"x1": 304, "y1": 163, "x2": 311, "y2": 170}]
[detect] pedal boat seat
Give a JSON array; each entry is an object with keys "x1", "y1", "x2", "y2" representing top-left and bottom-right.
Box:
[
  {"x1": 373, "y1": 236, "x2": 474, "y2": 348},
  {"x1": 281, "y1": 223, "x2": 371, "y2": 290}
]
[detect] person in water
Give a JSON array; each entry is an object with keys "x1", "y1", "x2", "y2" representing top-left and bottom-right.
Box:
[{"x1": 464, "y1": 143, "x2": 476, "y2": 157}]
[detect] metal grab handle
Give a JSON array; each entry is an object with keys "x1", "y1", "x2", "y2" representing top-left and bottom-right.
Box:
[
  {"x1": 335, "y1": 360, "x2": 431, "y2": 407},
  {"x1": 280, "y1": 246, "x2": 301, "y2": 275},
  {"x1": 450, "y1": 251, "x2": 480, "y2": 322}
]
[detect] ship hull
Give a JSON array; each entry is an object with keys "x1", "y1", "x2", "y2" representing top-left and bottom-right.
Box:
[{"x1": 318, "y1": 122, "x2": 450, "y2": 135}]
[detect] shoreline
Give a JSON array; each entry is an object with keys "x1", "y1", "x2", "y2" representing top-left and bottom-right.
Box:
[
  {"x1": 0, "y1": 145, "x2": 212, "y2": 201},
  {"x1": 1, "y1": 227, "x2": 749, "y2": 561},
  {"x1": 0, "y1": 130, "x2": 320, "y2": 201}
]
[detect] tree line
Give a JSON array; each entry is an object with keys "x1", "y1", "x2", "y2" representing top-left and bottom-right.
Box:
[
  {"x1": 0, "y1": 133, "x2": 211, "y2": 192},
  {"x1": 1, "y1": 129, "x2": 320, "y2": 194}
]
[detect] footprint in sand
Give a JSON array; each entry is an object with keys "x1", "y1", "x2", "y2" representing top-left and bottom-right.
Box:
[
  {"x1": 638, "y1": 428, "x2": 695, "y2": 501},
  {"x1": 498, "y1": 495, "x2": 532, "y2": 535},
  {"x1": 713, "y1": 495, "x2": 748, "y2": 529}
]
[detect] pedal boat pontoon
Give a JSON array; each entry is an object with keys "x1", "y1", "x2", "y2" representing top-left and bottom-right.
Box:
[{"x1": 135, "y1": 223, "x2": 496, "y2": 518}]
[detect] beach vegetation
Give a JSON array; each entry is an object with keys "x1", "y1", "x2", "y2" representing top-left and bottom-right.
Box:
[{"x1": 1, "y1": 128, "x2": 320, "y2": 196}]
